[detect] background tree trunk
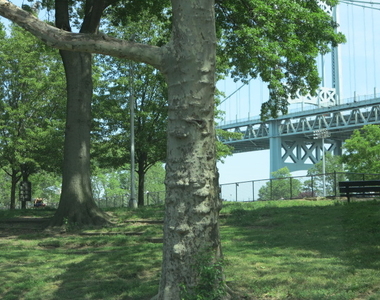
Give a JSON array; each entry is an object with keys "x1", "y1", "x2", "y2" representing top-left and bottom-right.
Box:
[
  {"x1": 137, "y1": 159, "x2": 146, "y2": 207},
  {"x1": 50, "y1": 50, "x2": 109, "y2": 226},
  {"x1": 49, "y1": 0, "x2": 109, "y2": 226},
  {"x1": 10, "y1": 170, "x2": 19, "y2": 209},
  {"x1": 154, "y1": 1, "x2": 225, "y2": 299}
]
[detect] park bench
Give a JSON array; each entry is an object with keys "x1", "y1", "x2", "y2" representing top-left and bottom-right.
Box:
[{"x1": 339, "y1": 180, "x2": 380, "y2": 202}]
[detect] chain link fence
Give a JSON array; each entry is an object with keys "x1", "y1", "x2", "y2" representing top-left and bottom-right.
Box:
[
  {"x1": 95, "y1": 192, "x2": 166, "y2": 208},
  {"x1": 220, "y1": 172, "x2": 380, "y2": 202},
  {"x1": 96, "y1": 195, "x2": 128, "y2": 208},
  {"x1": 6, "y1": 172, "x2": 380, "y2": 209},
  {"x1": 146, "y1": 191, "x2": 165, "y2": 205}
]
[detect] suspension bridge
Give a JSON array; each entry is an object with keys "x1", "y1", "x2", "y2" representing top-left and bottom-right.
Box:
[{"x1": 217, "y1": 0, "x2": 380, "y2": 176}]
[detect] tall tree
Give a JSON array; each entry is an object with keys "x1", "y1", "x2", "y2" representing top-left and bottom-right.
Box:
[
  {"x1": 0, "y1": 1, "x2": 344, "y2": 298},
  {"x1": 341, "y1": 124, "x2": 380, "y2": 177},
  {"x1": 0, "y1": 23, "x2": 65, "y2": 209}
]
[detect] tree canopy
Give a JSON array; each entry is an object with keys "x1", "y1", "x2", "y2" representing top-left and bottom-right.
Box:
[
  {"x1": 215, "y1": 0, "x2": 345, "y2": 119},
  {"x1": 341, "y1": 125, "x2": 380, "y2": 176},
  {"x1": 0, "y1": 22, "x2": 65, "y2": 208},
  {"x1": 258, "y1": 167, "x2": 302, "y2": 200},
  {"x1": 305, "y1": 153, "x2": 345, "y2": 196}
]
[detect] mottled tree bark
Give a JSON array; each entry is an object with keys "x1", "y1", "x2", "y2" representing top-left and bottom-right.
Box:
[{"x1": 153, "y1": 1, "x2": 224, "y2": 299}]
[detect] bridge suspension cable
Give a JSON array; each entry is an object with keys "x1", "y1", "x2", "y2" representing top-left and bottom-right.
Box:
[
  {"x1": 340, "y1": 0, "x2": 380, "y2": 10},
  {"x1": 219, "y1": 78, "x2": 253, "y2": 105}
]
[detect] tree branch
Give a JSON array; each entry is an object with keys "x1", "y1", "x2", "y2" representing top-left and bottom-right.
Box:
[{"x1": 0, "y1": 0, "x2": 164, "y2": 70}]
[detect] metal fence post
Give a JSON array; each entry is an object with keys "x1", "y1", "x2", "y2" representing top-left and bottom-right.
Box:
[
  {"x1": 235, "y1": 183, "x2": 238, "y2": 201},
  {"x1": 270, "y1": 179, "x2": 273, "y2": 201},
  {"x1": 252, "y1": 181, "x2": 255, "y2": 201}
]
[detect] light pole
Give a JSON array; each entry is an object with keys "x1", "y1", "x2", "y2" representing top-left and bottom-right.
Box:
[
  {"x1": 313, "y1": 129, "x2": 331, "y2": 197},
  {"x1": 129, "y1": 61, "x2": 137, "y2": 208}
]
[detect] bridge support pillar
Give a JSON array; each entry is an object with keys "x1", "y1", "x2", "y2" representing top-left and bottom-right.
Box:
[
  {"x1": 268, "y1": 116, "x2": 343, "y2": 176},
  {"x1": 269, "y1": 120, "x2": 282, "y2": 176},
  {"x1": 270, "y1": 137, "x2": 342, "y2": 175}
]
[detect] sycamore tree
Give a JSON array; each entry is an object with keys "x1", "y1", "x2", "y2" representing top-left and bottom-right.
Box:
[
  {"x1": 341, "y1": 124, "x2": 380, "y2": 178},
  {"x1": 0, "y1": 22, "x2": 65, "y2": 209},
  {"x1": 93, "y1": 16, "x2": 235, "y2": 207},
  {"x1": 0, "y1": 1, "x2": 344, "y2": 299}
]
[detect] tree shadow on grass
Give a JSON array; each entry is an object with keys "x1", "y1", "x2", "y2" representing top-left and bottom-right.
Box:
[
  {"x1": 51, "y1": 242, "x2": 161, "y2": 300},
  {"x1": 0, "y1": 229, "x2": 162, "y2": 300},
  {"x1": 221, "y1": 200, "x2": 380, "y2": 299},
  {"x1": 223, "y1": 201, "x2": 380, "y2": 267}
]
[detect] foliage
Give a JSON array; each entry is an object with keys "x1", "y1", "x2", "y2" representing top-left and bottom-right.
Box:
[
  {"x1": 0, "y1": 169, "x2": 11, "y2": 208},
  {"x1": 90, "y1": 163, "x2": 165, "y2": 207},
  {"x1": 0, "y1": 23, "x2": 66, "y2": 208},
  {"x1": 29, "y1": 171, "x2": 62, "y2": 206},
  {"x1": 341, "y1": 125, "x2": 380, "y2": 178},
  {"x1": 0, "y1": 23, "x2": 65, "y2": 172},
  {"x1": 91, "y1": 167, "x2": 128, "y2": 206},
  {"x1": 215, "y1": 129, "x2": 242, "y2": 163},
  {"x1": 215, "y1": 0, "x2": 345, "y2": 120},
  {"x1": 144, "y1": 163, "x2": 165, "y2": 193},
  {"x1": 180, "y1": 248, "x2": 227, "y2": 300},
  {"x1": 258, "y1": 167, "x2": 302, "y2": 200},
  {"x1": 304, "y1": 153, "x2": 345, "y2": 196},
  {"x1": 92, "y1": 16, "x2": 168, "y2": 206},
  {"x1": 92, "y1": 54, "x2": 167, "y2": 169}
]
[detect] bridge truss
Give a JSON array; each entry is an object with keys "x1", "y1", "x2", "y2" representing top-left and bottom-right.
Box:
[{"x1": 218, "y1": 98, "x2": 380, "y2": 173}]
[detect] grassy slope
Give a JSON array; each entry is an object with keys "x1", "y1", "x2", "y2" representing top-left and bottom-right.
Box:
[
  {"x1": 222, "y1": 200, "x2": 380, "y2": 299},
  {"x1": 0, "y1": 200, "x2": 379, "y2": 300}
]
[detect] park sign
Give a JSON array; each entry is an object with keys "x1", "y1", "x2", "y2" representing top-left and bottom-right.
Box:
[{"x1": 19, "y1": 181, "x2": 32, "y2": 202}]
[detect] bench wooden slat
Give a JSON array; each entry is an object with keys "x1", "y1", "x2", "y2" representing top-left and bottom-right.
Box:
[
  {"x1": 339, "y1": 180, "x2": 380, "y2": 187},
  {"x1": 339, "y1": 187, "x2": 380, "y2": 192},
  {"x1": 338, "y1": 180, "x2": 380, "y2": 202}
]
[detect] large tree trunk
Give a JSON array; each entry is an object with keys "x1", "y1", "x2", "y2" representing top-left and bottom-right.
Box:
[
  {"x1": 50, "y1": 49, "x2": 109, "y2": 226},
  {"x1": 154, "y1": 1, "x2": 225, "y2": 299},
  {"x1": 49, "y1": 0, "x2": 109, "y2": 226}
]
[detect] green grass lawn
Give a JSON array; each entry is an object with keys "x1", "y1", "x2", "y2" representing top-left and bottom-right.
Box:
[{"x1": 0, "y1": 200, "x2": 379, "y2": 299}]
